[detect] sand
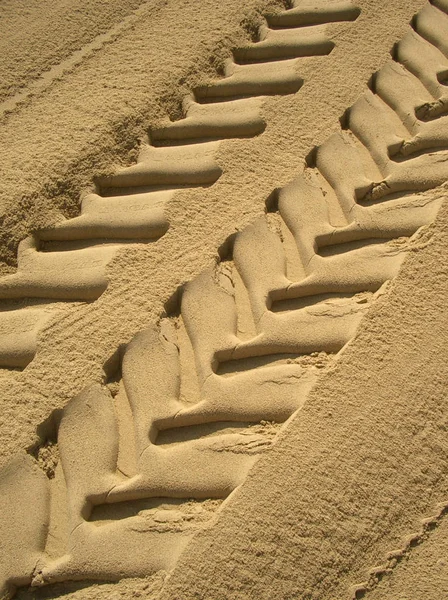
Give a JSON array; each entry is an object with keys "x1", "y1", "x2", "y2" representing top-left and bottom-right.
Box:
[{"x1": 0, "y1": 0, "x2": 447, "y2": 598}]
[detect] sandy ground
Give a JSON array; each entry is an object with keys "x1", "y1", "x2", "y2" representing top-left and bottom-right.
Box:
[
  {"x1": 0, "y1": 0, "x2": 447, "y2": 598},
  {"x1": 155, "y1": 199, "x2": 448, "y2": 600},
  {"x1": 0, "y1": 0, "x2": 423, "y2": 464},
  {"x1": 367, "y1": 516, "x2": 448, "y2": 599}
]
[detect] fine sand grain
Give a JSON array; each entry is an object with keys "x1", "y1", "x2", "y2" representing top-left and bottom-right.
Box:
[{"x1": 0, "y1": 0, "x2": 447, "y2": 598}]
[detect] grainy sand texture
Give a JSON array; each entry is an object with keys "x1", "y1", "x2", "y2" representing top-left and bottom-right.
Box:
[{"x1": 0, "y1": 0, "x2": 447, "y2": 599}]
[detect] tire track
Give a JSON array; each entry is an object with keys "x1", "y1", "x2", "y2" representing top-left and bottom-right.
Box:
[
  {"x1": 1, "y1": 1, "x2": 446, "y2": 594},
  {"x1": 0, "y1": 0, "x2": 360, "y2": 370}
]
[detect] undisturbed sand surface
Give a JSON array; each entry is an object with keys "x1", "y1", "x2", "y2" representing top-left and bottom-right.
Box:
[{"x1": 0, "y1": 0, "x2": 447, "y2": 598}]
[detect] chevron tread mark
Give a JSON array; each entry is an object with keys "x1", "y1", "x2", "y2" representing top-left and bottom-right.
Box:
[
  {"x1": 1, "y1": 2, "x2": 446, "y2": 595},
  {"x1": 0, "y1": 0, "x2": 360, "y2": 371}
]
